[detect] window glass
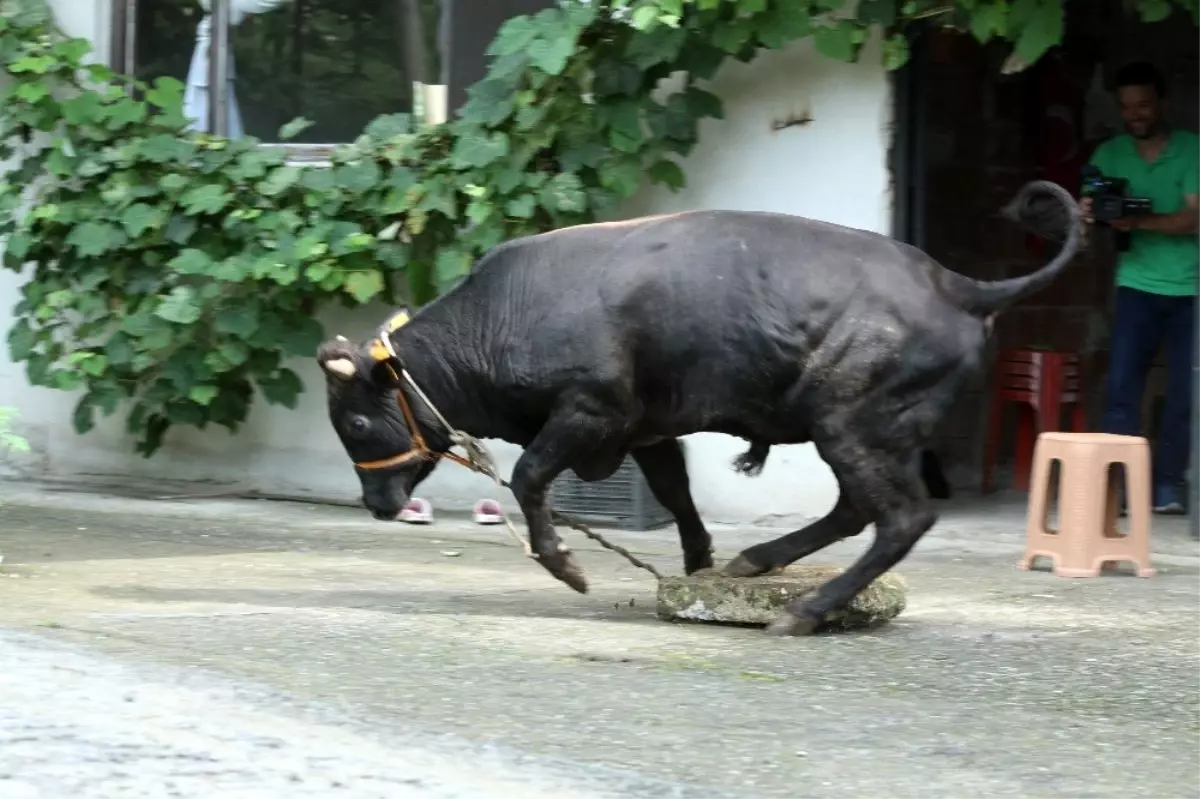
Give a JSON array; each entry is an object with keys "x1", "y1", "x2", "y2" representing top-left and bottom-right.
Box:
[{"x1": 131, "y1": 0, "x2": 443, "y2": 143}]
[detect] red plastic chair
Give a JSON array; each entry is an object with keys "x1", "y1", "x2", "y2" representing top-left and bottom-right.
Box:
[{"x1": 982, "y1": 348, "x2": 1087, "y2": 493}]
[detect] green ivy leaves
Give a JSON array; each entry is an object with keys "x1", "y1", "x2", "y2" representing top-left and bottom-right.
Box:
[
  {"x1": 813, "y1": 20, "x2": 867, "y2": 62},
  {"x1": 344, "y1": 272, "x2": 385, "y2": 304},
  {"x1": 2, "y1": 0, "x2": 1193, "y2": 458},
  {"x1": 155, "y1": 287, "x2": 204, "y2": 325},
  {"x1": 452, "y1": 131, "x2": 510, "y2": 169},
  {"x1": 179, "y1": 184, "x2": 233, "y2": 215},
  {"x1": 0, "y1": 406, "x2": 31, "y2": 455},
  {"x1": 1003, "y1": 0, "x2": 1064, "y2": 71}
]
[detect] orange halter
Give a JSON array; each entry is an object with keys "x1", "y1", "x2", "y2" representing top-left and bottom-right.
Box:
[{"x1": 353, "y1": 336, "x2": 473, "y2": 473}]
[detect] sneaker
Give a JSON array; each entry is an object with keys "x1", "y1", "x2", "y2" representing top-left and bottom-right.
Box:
[
  {"x1": 399, "y1": 497, "x2": 434, "y2": 524},
  {"x1": 1153, "y1": 484, "x2": 1187, "y2": 515}
]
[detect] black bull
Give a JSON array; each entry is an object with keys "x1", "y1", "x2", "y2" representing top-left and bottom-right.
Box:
[{"x1": 317, "y1": 180, "x2": 1080, "y2": 636}]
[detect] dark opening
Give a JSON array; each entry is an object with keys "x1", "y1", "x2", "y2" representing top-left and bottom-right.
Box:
[
  {"x1": 443, "y1": 0, "x2": 558, "y2": 115},
  {"x1": 892, "y1": 1, "x2": 1198, "y2": 525}
]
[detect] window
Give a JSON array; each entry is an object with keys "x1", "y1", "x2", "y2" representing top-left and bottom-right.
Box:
[{"x1": 110, "y1": 0, "x2": 446, "y2": 161}]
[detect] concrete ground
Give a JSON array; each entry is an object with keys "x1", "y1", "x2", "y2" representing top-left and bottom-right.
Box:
[{"x1": 1, "y1": 478, "x2": 1198, "y2": 799}]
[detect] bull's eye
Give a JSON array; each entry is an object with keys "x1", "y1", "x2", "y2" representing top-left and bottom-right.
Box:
[{"x1": 350, "y1": 416, "x2": 369, "y2": 434}]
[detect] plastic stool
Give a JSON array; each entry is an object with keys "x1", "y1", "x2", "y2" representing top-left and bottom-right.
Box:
[
  {"x1": 982, "y1": 348, "x2": 1087, "y2": 494},
  {"x1": 1020, "y1": 432, "x2": 1155, "y2": 578}
]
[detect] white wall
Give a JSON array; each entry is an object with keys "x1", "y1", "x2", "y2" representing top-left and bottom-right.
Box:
[
  {"x1": 1, "y1": 3, "x2": 894, "y2": 524},
  {"x1": 620, "y1": 36, "x2": 894, "y2": 523},
  {"x1": 0, "y1": 0, "x2": 115, "y2": 477}
]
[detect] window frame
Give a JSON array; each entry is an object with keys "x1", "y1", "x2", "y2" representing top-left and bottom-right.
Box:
[{"x1": 107, "y1": 0, "x2": 447, "y2": 166}]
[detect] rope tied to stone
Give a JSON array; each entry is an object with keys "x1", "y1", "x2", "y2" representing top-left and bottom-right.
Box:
[
  {"x1": 452, "y1": 429, "x2": 665, "y2": 581},
  {"x1": 398, "y1": 370, "x2": 664, "y2": 580}
]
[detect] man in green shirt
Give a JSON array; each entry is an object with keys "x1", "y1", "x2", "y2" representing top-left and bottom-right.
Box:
[{"x1": 1081, "y1": 61, "x2": 1198, "y2": 514}]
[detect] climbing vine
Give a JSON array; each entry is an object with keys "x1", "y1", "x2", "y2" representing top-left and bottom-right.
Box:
[
  {"x1": 1, "y1": 0, "x2": 1196, "y2": 455},
  {"x1": 0, "y1": 406, "x2": 29, "y2": 456}
]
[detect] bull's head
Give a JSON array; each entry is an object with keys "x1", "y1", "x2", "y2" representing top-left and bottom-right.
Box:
[{"x1": 317, "y1": 308, "x2": 441, "y2": 520}]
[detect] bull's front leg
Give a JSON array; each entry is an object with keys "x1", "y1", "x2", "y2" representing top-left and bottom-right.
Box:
[{"x1": 509, "y1": 426, "x2": 593, "y2": 594}]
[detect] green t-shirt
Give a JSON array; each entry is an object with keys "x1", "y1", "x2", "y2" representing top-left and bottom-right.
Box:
[{"x1": 1088, "y1": 129, "x2": 1199, "y2": 297}]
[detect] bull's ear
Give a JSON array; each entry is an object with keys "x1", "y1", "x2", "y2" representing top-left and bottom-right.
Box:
[
  {"x1": 363, "y1": 334, "x2": 405, "y2": 388},
  {"x1": 366, "y1": 336, "x2": 398, "y2": 366},
  {"x1": 364, "y1": 308, "x2": 411, "y2": 385},
  {"x1": 358, "y1": 340, "x2": 401, "y2": 388}
]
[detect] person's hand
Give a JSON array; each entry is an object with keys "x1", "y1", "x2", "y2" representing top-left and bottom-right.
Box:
[
  {"x1": 1078, "y1": 196, "x2": 1094, "y2": 224},
  {"x1": 1077, "y1": 196, "x2": 1094, "y2": 241}
]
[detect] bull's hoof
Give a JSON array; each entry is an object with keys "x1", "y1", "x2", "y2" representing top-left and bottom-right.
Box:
[
  {"x1": 764, "y1": 610, "x2": 822, "y2": 637},
  {"x1": 723, "y1": 552, "x2": 771, "y2": 578},
  {"x1": 731, "y1": 453, "x2": 765, "y2": 477},
  {"x1": 684, "y1": 552, "x2": 715, "y2": 575},
  {"x1": 542, "y1": 550, "x2": 589, "y2": 594}
]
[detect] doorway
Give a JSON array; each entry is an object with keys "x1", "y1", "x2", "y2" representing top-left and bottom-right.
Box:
[{"x1": 892, "y1": 0, "x2": 1198, "y2": 513}]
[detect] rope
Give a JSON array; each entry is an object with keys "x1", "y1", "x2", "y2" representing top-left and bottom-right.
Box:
[
  {"x1": 391, "y1": 362, "x2": 664, "y2": 581},
  {"x1": 446, "y1": 425, "x2": 664, "y2": 581},
  {"x1": 548, "y1": 505, "x2": 665, "y2": 581}
]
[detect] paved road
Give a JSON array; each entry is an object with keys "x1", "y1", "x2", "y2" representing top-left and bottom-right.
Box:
[
  {"x1": 0, "y1": 629, "x2": 709, "y2": 799},
  {"x1": 1, "y1": 482, "x2": 1198, "y2": 798}
]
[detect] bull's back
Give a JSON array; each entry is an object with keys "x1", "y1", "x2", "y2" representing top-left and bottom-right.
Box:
[
  {"x1": 462, "y1": 209, "x2": 969, "y2": 404},
  {"x1": 532, "y1": 211, "x2": 937, "y2": 355},
  {"x1": 514, "y1": 209, "x2": 933, "y2": 314}
]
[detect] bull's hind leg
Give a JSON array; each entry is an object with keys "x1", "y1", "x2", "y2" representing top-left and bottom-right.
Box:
[
  {"x1": 631, "y1": 439, "x2": 714, "y2": 574},
  {"x1": 723, "y1": 494, "x2": 868, "y2": 577},
  {"x1": 766, "y1": 437, "x2": 936, "y2": 636}
]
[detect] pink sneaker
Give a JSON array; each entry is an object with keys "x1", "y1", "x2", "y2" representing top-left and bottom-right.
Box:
[
  {"x1": 473, "y1": 498, "x2": 504, "y2": 525},
  {"x1": 399, "y1": 497, "x2": 434, "y2": 524}
]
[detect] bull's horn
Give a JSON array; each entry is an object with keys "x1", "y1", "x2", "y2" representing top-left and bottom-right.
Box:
[
  {"x1": 322, "y1": 357, "x2": 356, "y2": 379},
  {"x1": 335, "y1": 335, "x2": 348, "y2": 342}
]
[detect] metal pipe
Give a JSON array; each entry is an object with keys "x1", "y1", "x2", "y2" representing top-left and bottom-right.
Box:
[
  {"x1": 108, "y1": 0, "x2": 126, "y2": 72},
  {"x1": 912, "y1": 28, "x2": 929, "y2": 253},
  {"x1": 123, "y1": 0, "x2": 138, "y2": 78},
  {"x1": 208, "y1": 0, "x2": 231, "y2": 137},
  {"x1": 109, "y1": 0, "x2": 137, "y2": 89}
]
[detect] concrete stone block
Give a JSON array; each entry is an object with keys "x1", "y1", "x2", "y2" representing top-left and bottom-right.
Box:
[{"x1": 656, "y1": 564, "x2": 908, "y2": 632}]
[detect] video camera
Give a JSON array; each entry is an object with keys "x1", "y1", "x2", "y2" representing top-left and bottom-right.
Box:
[{"x1": 1080, "y1": 164, "x2": 1152, "y2": 223}]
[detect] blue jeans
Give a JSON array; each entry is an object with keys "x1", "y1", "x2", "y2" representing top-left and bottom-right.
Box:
[{"x1": 1101, "y1": 286, "x2": 1196, "y2": 490}]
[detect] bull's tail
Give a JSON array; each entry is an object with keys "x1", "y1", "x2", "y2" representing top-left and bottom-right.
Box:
[{"x1": 948, "y1": 180, "x2": 1082, "y2": 318}]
